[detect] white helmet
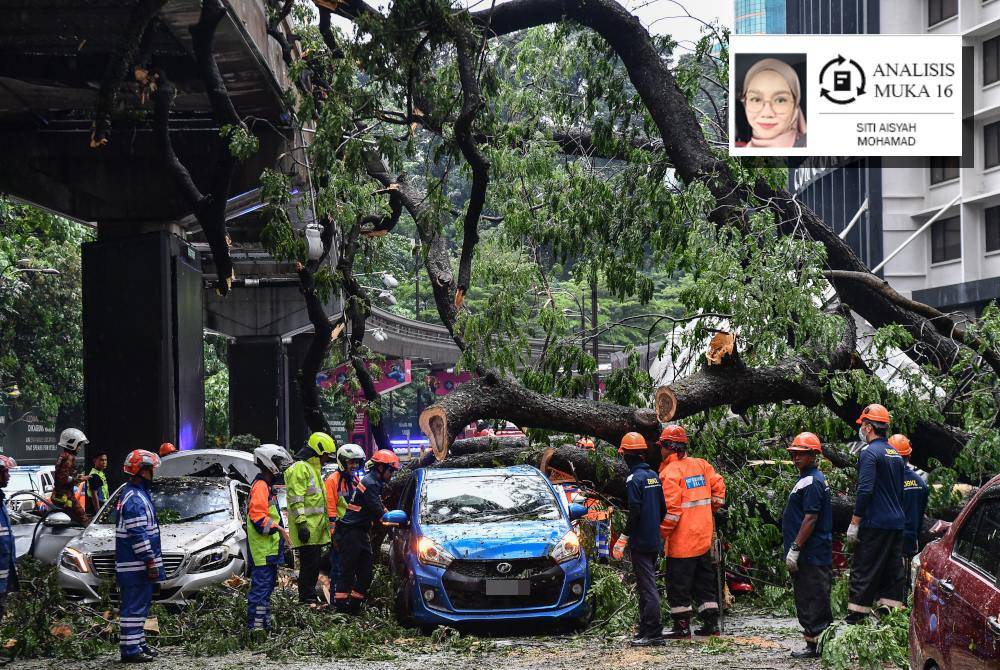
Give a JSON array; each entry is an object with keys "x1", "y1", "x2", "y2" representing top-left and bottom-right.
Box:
[
  {"x1": 337, "y1": 443, "x2": 365, "y2": 471},
  {"x1": 58, "y1": 428, "x2": 89, "y2": 453},
  {"x1": 254, "y1": 444, "x2": 294, "y2": 476}
]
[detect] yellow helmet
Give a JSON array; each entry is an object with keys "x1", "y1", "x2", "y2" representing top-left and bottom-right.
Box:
[{"x1": 306, "y1": 432, "x2": 337, "y2": 456}]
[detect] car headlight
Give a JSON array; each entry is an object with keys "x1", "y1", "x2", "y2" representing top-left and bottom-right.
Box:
[
  {"x1": 189, "y1": 544, "x2": 235, "y2": 574},
  {"x1": 417, "y1": 537, "x2": 454, "y2": 569},
  {"x1": 550, "y1": 530, "x2": 581, "y2": 564},
  {"x1": 60, "y1": 547, "x2": 89, "y2": 573}
]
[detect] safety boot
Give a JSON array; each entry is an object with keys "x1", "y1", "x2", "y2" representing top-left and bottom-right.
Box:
[
  {"x1": 694, "y1": 612, "x2": 720, "y2": 637},
  {"x1": 790, "y1": 642, "x2": 820, "y2": 659},
  {"x1": 662, "y1": 615, "x2": 692, "y2": 639},
  {"x1": 120, "y1": 651, "x2": 156, "y2": 664}
]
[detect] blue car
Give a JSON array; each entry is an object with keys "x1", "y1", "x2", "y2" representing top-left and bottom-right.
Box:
[{"x1": 382, "y1": 465, "x2": 591, "y2": 630}]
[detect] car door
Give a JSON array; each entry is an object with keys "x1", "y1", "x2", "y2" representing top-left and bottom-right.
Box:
[
  {"x1": 942, "y1": 494, "x2": 1000, "y2": 670},
  {"x1": 389, "y1": 477, "x2": 417, "y2": 578}
]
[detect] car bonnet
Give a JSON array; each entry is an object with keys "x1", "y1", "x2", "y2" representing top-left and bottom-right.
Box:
[{"x1": 419, "y1": 519, "x2": 568, "y2": 560}]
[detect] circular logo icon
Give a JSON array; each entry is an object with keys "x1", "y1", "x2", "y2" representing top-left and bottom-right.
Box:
[
  {"x1": 496, "y1": 562, "x2": 513, "y2": 574},
  {"x1": 819, "y1": 54, "x2": 867, "y2": 105}
]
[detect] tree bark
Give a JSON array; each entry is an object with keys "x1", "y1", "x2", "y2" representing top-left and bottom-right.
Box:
[{"x1": 296, "y1": 215, "x2": 337, "y2": 435}]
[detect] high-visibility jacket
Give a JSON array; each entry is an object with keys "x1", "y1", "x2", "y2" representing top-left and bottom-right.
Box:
[
  {"x1": 659, "y1": 453, "x2": 725, "y2": 558},
  {"x1": 325, "y1": 468, "x2": 358, "y2": 531},
  {"x1": 247, "y1": 475, "x2": 285, "y2": 567},
  {"x1": 84, "y1": 468, "x2": 109, "y2": 515},
  {"x1": 114, "y1": 481, "x2": 165, "y2": 586},
  {"x1": 0, "y1": 490, "x2": 17, "y2": 594},
  {"x1": 284, "y1": 457, "x2": 330, "y2": 548}
]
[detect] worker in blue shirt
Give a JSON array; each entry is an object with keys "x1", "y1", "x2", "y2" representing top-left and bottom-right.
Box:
[
  {"x1": 845, "y1": 404, "x2": 906, "y2": 623},
  {"x1": 889, "y1": 433, "x2": 928, "y2": 586},
  {"x1": 116, "y1": 449, "x2": 166, "y2": 663},
  {"x1": 0, "y1": 455, "x2": 20, "y2": 624},
  {"x1": 612, "y1": 432, "x2": 667, "y2": 647},
  {"x1": 782, "y1": 433, "x2": 833, "y2": 659}
]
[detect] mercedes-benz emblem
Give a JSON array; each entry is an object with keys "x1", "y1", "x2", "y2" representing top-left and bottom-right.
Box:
[{"x1": 496, "y1": 562, "x2": 513, "y2": 574}]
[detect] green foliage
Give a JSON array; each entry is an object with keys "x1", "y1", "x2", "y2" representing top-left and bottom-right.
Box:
[
  {"x1": 204, "y1": 334, "x2": 229, "y2": 448},
  {"x1": 820, "y1": 608, "x2": 910, "y2": 670},
  {"x1": 221, "y1": 124, "x2": 260, "y2": 162},
  {"x1": 226, "y1": 434, "x2": 260, "y2": 453}
]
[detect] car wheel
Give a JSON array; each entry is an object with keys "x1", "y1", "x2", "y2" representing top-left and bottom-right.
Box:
[{"x1": 394, "y1": 578, "x2": 417, "y2": 629}]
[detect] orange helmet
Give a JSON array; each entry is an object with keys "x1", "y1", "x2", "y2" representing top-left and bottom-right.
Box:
[
  {"x1": 856, "y1": 403, "x2": 891, "y2": 425},
  {"x1": 657, "y1": 425, "x2": 688, "y2": 445},
  {"x1": 888, "y1": 434, "x2": 912, "y2": 457},
  {"x1": 159, "y1": 442, "x2": 178, "y2": 457},
  {"x1": 0, "y1": 455, "x2": 17, "y2": 470},
  {"x1": 576, "y1": 437, "x2": 596, "y2": 449},
  {"x1": 788, "y1": 432, "x2": 822, "y2": 453},
  {"x1": 617, "y1": 432, "x2": 648, "y2": 455},
  {"x1": 123, "y1": 449, "x2": 161, "y2": 476},
  {"x1": 371, "y1": 449, "x2": 401, "y2": 471}
]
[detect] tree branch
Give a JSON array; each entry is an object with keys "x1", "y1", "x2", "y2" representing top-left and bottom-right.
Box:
[{"x1": 296, "y1": 214, "x2": 337, "y2": 435}]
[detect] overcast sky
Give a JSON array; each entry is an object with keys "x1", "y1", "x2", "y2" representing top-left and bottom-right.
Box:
[{"x1": 331, "y1": 0, "x2": 732, "y2": 53}]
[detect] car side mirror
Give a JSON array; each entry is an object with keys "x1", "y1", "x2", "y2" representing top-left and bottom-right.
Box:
[
  {"x1": 568, "y1": 503, "x2": 588, "y2": 521},
  {"x1": 43, "y1": 511, "x2": 73, "y2": 528},
  {"x1": 929, "y1": 519, "x2": 952, "y2": 538},
  {"x1": 382, "y1": 509, "x2": 410, "y2": 526}
]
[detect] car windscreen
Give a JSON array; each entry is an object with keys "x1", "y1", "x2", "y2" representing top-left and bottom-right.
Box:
[
  {"x1": 420, "y1": 475, "x2": 562, "y2": 525},
  {"x1": 95, "y1": 480, "x2": 233, "y2": 525},
  {"x1": 6, "y1": 473, "x2": 35, "y2": 493}
]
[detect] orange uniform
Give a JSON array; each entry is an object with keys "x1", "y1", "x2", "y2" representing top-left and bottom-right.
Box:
[{"x1": 658, "y1": 454, "x2": 725, "y2": 558}]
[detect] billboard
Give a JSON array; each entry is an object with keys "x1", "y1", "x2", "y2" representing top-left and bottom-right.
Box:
[{"x1": 0, "y1": 405, "x2": 60, "y2": 465}]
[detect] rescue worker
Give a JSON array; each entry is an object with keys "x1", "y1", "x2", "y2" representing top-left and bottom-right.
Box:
[
  {"x1": 246, "y1": 444, "x2": 294, "y2": 632},
  {"x1": 52, "y1": 427, "x2": 89, "y2": 524},
  {"x1": 657, "y1": 424, "x2": 726, "y2": 638},
  {"x1": 116, "y1": 449, "x2": 164, "y2": 663},
  {"x1": 782, "y1": 432, "x2": 834, "y2": 659},
  {"x1": 325, "y1": 443, "x2": 365, "y2": 596},
  {"x1": 285, "y1": 432, "x2": 336, "y2": 605},
  {"x1": 846, "y1": 404, "x2": 907, "y2": 623},
  {"x1": 84, "y1": 451, "x2": 110, "y2": 518},
  {"x1": 159, "y1": 443, "x2": 177, "y2": 458},
  {"x1": 611, "y1": 432, "x2": 666, "y2": 647},
  {"x1": 0, "y1": 455, "x2": 20, "y2": 623},
  {"x1": 333, "y1": 449, "x2": 401, "y2": 614},
  {"x1": 889, "y1": 434, "x2": 928, "y2": 581}
]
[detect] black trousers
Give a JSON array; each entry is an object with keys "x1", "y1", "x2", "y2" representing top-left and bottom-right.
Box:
[
  {"x1": 665, "y1": 552, "x2": 719, "y2": 622},
  {"x1": 630, "y1": 548, "x2": 662, "y2": 638},
  {"x1": 335, "y1": 525, "x2": 374, "y2": 600},
  {"x1": 849, "y1": 527, "x2": 906, "y2": 613},
  {"x1": 792, "y1": 564, "x2": 833, "y2": 641},
  {"x1": 296, "y1": 544, "x2": 324, "y2": 604}
]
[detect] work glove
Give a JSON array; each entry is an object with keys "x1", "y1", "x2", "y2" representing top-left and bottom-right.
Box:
[
  {"x1": 785, "y1": 546, "x2": 800, "y2": 573},
  {"x1": 611, "y1": 535, "x2": 628, "y2": 561},
  {"x1": 297, "y1": 524, "x2": 310, "y2": 544},
  {"x1": 846, "y1": 523, "x2": 860, "y2": 545},
  {"x1": 145, "y1": 559, "x2": 160, "y2": 581}
]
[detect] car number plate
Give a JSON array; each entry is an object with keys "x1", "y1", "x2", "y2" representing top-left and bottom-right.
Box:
[{"x1": 485, "y1": 580, "x2": 530, "y2": 596}]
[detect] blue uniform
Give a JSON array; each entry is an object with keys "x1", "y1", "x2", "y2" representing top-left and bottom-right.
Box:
[
  {"x1": 0, "y1": 490, "x2": 17, "y2": 597},
  {"x1": 334, "y1": 472, "x2": 386, "y2": 607},
  {"x1": 782, "y1": 466, "x2": 833, "y2": 566},
  {"x1": 901, "y1": 466, "x2": 928, "y2": 556},
  {"x1": 338, "y1": 472, "x2": 386, "y2": 529},
  {"x1": 624, "y1": 461, "x2": 666, "y2": 553},
  {"x1": 115, "y1": 481, "x2": 164, "y2": 658},
  {"x1": 853, "y1": 438, "x2": 905, "y2": 530}
]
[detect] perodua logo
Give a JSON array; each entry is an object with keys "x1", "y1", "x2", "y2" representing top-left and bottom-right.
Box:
[{"x1": 496, "y1": 562, "x2": 512, "y2": 574}]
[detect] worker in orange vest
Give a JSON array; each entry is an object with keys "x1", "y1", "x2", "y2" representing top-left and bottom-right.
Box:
[{"x1": 657, "y1": 424, "x2": 726, "y2": 638}]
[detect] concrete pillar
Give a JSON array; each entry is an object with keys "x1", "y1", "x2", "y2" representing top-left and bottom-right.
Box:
[
  {"x1": 82, "y1": 231, "x2": 204, "y2": 486},
  {"x1": 228, "y1": 336, "x2": 289, "y2": 446}
]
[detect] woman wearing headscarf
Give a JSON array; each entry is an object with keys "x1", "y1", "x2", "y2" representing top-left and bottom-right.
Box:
[{"x1": 736, "y1": 58, "x2": 807, "y2": 148}]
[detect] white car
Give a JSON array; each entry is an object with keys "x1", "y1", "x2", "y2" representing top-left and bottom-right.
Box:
[{"x1": 5, "y1": 465, "x2": 55, "y2": 514}]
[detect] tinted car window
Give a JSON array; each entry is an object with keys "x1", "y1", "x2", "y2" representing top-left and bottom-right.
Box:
[
  {"x1": 95, "y1": 480, "x2": 233, "y2": 525},
  {"x1": 954, "y1": 495, "x2": 1000, "y2": 580},
  {"x1": 420, "y1": 475, "x2": 561, "y2": 524},
  {"x1": 6, "y1": 472, "x2": 36, "y2": 492}
]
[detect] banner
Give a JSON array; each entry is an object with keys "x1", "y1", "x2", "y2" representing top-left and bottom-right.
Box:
[
  {"x1": 316, "y1": 359, "x2": 412, "y2": 396},
  {"x1": 425, "y1": 370, "x2": 472, "y2": 396},
  {"x1": 0, "y1": 405, "x2": 59, "y2": 465}
]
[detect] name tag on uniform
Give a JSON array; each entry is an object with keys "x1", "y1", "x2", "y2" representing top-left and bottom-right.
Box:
[{"x1": 684, "y1": 475, "x2": 706, "y2": 489}]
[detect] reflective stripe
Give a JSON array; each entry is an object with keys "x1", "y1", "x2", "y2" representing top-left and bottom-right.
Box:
[
  {"x1": 287, "y1": 495, "x2": 305, "y2": 504},
  {"x1": 664, "y1": 513, "x2": 681, "y2": 522},
  {"x1": 680, "y1": 498, "x2": 712, "y2": 509},
  {"x1": 349, "y1": 590, "x2": 365, "y2": 599},
  {"x1": 698, "y1": 602, "x2": 719, "y2": 612},
  {"x1": 670, "y1": 606, "x2": 693, "y2": 613},
  {"x1": 357, "y1": 482, "x2": 367, "y2": 492},
  {"x1": 847, "y1": 603, "x2": 871, "y2": 613},
  {"x1": 301, "y1": 506, "x2": 325, "y2": 515},
  {"x1": 305, "y1": 486, "x2": 318, "y2": 495},
  {"x1": 711, "y1": 497, "x2": 725, "y2": 505},
  {"x1": 876, "y1": 598, "x2": 904, "y2": 608},
  {"x1": 0, "y1": 528, "x2": 10, "y2": 536},
  {"x1": 346, "y1": 504, "x2": 361, "y2": 512}
]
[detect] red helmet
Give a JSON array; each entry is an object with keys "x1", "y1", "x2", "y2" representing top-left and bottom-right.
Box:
[
  {"x1": 159, "y1": 442, "x2": 178, "y2": 457},
  {"x1": 123, "y1": 449, "x2": 161, "y2": 476},
  {"x1": 576, "y1": 437, "x2": 596, "y2": 449},
  {"x1": 617, "y1": 432, "x2": 648, "y2": 455},
  {"x1": 856, "y1": 403, "x2": 891, "y2": 425},
  {"x1": 657, "y1": 425, "x2": 688, "y2": 446},
  {"x1": 888, "y1": 434, "x2": 912, "y2": 457},
  {"x1": 371, "y1": 449, "x2": 401, "y2": 471},
  {"x1": 788, "y1": 432, "x2": 822, "y2": 453},
  {"x1": 0, "y1": 455, "x2": 17, "y2": 470}
]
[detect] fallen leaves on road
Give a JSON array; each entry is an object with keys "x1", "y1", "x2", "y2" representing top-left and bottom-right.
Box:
[{"x1": 49, "y1": 624, "x2": 72, "y2": 640}]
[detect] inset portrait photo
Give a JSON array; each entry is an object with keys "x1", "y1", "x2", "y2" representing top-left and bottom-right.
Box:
[{"x1": 733, "y1": 53, "x2": 807, "y2": 150}]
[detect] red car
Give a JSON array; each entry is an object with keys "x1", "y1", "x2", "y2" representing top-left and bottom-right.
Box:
[{"x1": 910, "y1": 474, "x2": 1000, "y2": 670}]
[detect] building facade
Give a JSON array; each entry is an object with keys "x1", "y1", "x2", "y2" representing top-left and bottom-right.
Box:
[{"x1": 735, "y1": 0, "x2": 788, "y2": 34}]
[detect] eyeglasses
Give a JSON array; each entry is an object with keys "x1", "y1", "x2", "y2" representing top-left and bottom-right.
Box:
[{"x1": 742, "y1": 94, "x2": 794, "y2": 114}]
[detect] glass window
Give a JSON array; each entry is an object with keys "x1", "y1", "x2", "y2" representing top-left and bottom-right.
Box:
[
  {"x1": 96, "y1": 480, "x2": 233, "y2": 525},
  {"x1": 419, "y1": 474, "x2": 562, "y2": 525},
  {"x1": 987, "y1": 122, "x2": 1000, "y2": 169},
  {"x1": 954, "y1": 496, "x2": 1000, "y2": 580},
  {"x1": 932, "y1": 216, "x2": 962, "y2": 263},
  {"x1": 986, "y1": 207, "x2": 1000, "y2": 252},
  {"x1": 930, "y1": 157, "x2": 960, "y2": 184},
  {"x1": 929, "y1": 0, "x2": 958, "y2": 26},
  {"x1": 986, "y1": 36, "x2": 1000, "y2": 87}
]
